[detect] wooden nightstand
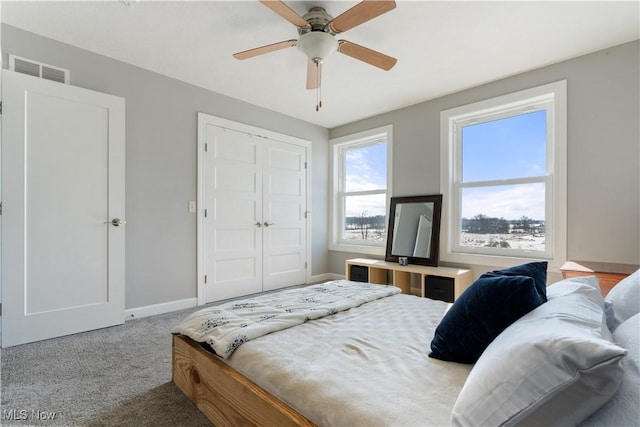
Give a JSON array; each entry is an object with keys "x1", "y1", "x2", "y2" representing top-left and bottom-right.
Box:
[{"x1": 559, "y1": 261, "x2": 638, "y2": 297}]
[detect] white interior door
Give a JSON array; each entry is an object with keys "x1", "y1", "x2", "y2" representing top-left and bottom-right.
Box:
[
  {"x1": 204, "y1": 125, "x2": 263, "y2": 302},
  {"x1": 1, "y1": 70, "x2": 125, "y2": 347},
  {"x1": 199, "y1": 114, "x2": 308, "y2": 303},
  {"x1": 262, "y1": 140, "x2": 307, "y2": 291}
]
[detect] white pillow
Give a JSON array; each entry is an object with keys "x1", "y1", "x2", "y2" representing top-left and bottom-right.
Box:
[
  {"x1": 605, "y1": 269, "x2": 640, "y2": 331},
  {"x1": 580, "y1": 313, "x2": 640, "y2": 426},
  {"x1": 546, "y1": 274, "x2": 602, "y2": 298},
  {"x1": 547, "y1": 276, "x2": 612, "y2": 339},
  {"x1": 451, "y1": 277, "x2": 627, "y2": 427}
]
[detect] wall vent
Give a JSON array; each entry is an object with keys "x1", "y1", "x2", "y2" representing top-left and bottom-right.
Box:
[{"x1": 9, "y1": 54, "x2": 70, "y2": 84}]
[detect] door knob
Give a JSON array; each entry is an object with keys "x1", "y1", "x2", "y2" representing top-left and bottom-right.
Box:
[
  {"x1": 263, "y1": 222, "x2": 275, "y2": 227},
  {"x1": 255, "y1": 222, "x2": 262, "y2": 228},
  {"x1": 106, "y1": 218, "x2": 126, "y2": 227}
]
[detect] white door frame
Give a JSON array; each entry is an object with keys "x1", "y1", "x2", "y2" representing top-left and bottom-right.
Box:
[{"x1": 196, "y1": 113, "x2": 311, "y2": 306}]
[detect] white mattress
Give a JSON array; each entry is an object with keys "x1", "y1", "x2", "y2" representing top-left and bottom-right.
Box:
[{"x1": 225, "y1": 293, "x2": 472, "y2": 426}]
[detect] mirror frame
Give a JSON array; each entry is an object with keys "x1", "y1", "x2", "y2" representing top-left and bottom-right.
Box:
[{"x1": 385, "y1": 194, "x2": 443, "y2": 267}]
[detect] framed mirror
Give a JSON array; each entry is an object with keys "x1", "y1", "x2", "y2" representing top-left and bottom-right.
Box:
[{"x1": 385, "y1": 194, "x2": 443, "y2": 267}]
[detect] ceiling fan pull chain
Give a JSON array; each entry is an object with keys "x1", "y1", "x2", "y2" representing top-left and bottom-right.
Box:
[
  {"x1": 315, "y1": 59, "x2": 322, "y2": 111},
  {"x1": 319, "y1": 61, "x2": 322, "y2": 109}
]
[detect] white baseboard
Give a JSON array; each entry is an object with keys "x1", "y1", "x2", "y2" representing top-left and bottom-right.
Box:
[
  {"x1": 125, "y1": 297, "x2": 197, "y2": 321},
  {"x1": 311, "y1": 273, "x2": 344, "y2": 283}
]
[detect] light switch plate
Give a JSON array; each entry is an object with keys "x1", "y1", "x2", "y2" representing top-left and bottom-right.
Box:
[{"x1": 188, "y1": 201, "x2": 197, "y2": 213}]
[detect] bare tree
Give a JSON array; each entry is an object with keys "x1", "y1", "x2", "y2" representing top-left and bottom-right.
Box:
[{"x1": 357, "y1": 209, "x2": 371, "y2": 240}]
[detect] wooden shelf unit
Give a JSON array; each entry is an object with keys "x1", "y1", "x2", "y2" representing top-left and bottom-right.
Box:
[{"x1": 345, "y1": 258, "x2": 473, "y2": 301}]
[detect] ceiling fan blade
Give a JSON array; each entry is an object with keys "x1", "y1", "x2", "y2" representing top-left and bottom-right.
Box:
[
  {"x1": 233, "y1": 40, "x2": 297, "y2": 60},
  {"x1": 259, "y1": 0, "x2": 310, "y2": 29},
  {"x1": 338, "y1": 40, "x2": 397, "y2": 70},
  {"x1": 329, "y1": 0, "x2": 396, "y2": 34},
  {"x1": 306, "y1": 60, "x2": 321, "y2": 90}
]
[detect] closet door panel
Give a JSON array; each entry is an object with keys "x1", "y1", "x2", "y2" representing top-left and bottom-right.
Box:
[
  {"x1": 262, "y1": 140, "x2": 307, "y2": 291},
  {"x1": 204, "y1": 126, "x2": 263, "y2": 302}
]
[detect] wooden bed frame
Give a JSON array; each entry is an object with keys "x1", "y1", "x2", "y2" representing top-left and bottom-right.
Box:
[{"x1": 172, "y1": 334, "x2": 316, "y2": 427}]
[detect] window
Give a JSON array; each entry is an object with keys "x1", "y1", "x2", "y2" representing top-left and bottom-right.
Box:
[
  {"x1": 330, "y1": 125, "x2": 393, "y2": 254},
  {"x1": 440, "y1": 81, "x2": 566, "y2": 267}
]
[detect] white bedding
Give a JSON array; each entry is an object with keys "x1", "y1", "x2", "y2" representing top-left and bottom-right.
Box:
[
  {"x1": 172, "y1": 280, "x2": 401, "y2": 359},
  {"x1": 225, "y1": 292, "x2": 472, "y2": 427}
]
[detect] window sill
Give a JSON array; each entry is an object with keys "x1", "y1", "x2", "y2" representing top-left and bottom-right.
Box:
[
  {"x1": 441, "y1": 251, "x2": 565, "y2": 271},
  {"x1": 329, "y1": 243, "x2": 385, "y2": 256}
]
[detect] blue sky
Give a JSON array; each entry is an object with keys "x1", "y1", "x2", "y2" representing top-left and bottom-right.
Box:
[
  {"x1": 344, "y1": 110, "x2": 547, "y2": 220},
  {"x1": 461, "y1": 110, "x2": 546, "y2": 220},
  {"x1": 462, "y1": 110, "x2": 546, "y2": 182},
  {"x1": 344, "y1": 142, "x2": 387, "y2": 217},
  {"x1": 345, "y1": 142, "x2": 387, "y2": 192}
]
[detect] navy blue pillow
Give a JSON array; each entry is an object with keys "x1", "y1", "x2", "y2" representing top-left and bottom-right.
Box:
[{"x1": 429, "y1": 261, "x2": 548, "y2": 364}]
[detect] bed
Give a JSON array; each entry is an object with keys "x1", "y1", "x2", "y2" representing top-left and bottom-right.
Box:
[{"x1": 172, "y1": 264, "x2": 640, "y2": 427}]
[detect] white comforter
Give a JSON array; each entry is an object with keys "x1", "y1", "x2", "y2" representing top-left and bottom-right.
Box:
[
  {"x1": 225, "y1": 291, "x2": 473, "y2": 427},
  {"x1": 172, "y1": 280, "x2": 401, "y2": 359}
]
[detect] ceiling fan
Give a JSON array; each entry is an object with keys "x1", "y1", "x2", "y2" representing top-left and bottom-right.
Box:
[{"x1": 233, "y1": 0, "x2": 397, "y2": 111}]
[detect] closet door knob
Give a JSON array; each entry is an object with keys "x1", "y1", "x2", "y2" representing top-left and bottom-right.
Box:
[
  {"x1": 105, "y1": 218, "x2": 126, "y2": 227},
  {"x1": 263, "y1": 222, "x2": 275, "y2": 227},
  {"x1": 255, "y1": 222, "x2": 262, "y2": 228}
]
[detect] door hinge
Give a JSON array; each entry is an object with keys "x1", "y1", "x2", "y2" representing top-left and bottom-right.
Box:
[
  {"x1": 0, "y1": 102, "x2": 3, "y2": 114},
  {"x1": 304, "y1": 161, "x2": 307, "y2": 169},
  {"x1": 204, "y1": 275, "x2": 208, "y2": 284},
  {"x1": 0, "y1": 202, "x2": 2, "y2": 215},
  {"x1": 305, "y1": 262, "x2": 308, "y2": 269},
  {"x1": 304, "y1": 211, "x2": 309, "y2": 219},
  {"x1": 204, "y1": 143, "x2": 208, "y2": 152},
  {"x1": 204, "y1": 209, "x2": 208, "y2": 218}
]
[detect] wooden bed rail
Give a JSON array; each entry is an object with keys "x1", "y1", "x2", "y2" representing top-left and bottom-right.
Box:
[{"x1": 172, "y1": 335, "x2": 316, "y2": 427}]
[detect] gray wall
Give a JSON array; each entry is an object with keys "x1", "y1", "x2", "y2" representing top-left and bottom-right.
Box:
[
  {"x1": 3, "y1": 23, "x2": 638, "y2": 306},
  {"x1": 330, "y1": 40, "x2": 640, "y2": 278},
  {"x1": 1, "y1": 24, "x2": 330, "y2": 309}
]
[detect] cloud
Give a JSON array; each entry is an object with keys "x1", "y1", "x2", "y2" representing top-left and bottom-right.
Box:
[
  {"x1": 461, "y1": 183, "x2": 545, "y2": 220},
  {"x1": 345, "y1": 194, "x2": 387, "y2": 217},
  {"x1": 345, "y1": 145, "x2": 386, "y2": 192}
]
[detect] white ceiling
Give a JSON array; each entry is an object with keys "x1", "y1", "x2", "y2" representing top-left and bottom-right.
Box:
[{"x1": 2, "y1": 1, "x2": 639, "y2": 128}]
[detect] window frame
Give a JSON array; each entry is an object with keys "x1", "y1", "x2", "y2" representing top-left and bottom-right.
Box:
[
  {"x1": 440, "y1": 81, "x2": 567, "y2": 268},
  {"x1": 330, "y1": 125, "x2": 393, "y2": 255}
]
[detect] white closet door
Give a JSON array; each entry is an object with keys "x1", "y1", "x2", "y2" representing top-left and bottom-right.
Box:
[
  {"x1": 1, "y1": 70, "x2": 125, "y2": 347},
  {"x1": 262, "y1": 140, "x2": 307, "y2": 291},
  {"x1": 200, "y1": 114, "x2": 308, "y2": 303},
  {"x1": 204, "y1": 125, "x2": 263, "y2": 302}
]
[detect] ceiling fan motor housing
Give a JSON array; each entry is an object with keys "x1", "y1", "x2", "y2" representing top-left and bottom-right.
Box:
[
  {"x1": 297, "y1": 7, "x2": 338, "y2": 61},
  {"x1": 299, "y1": 7, "x2": 334, "y2": 35}
]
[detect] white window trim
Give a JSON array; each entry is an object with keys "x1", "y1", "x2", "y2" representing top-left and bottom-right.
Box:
[
  {"x1": 330, "y1": 125, "x2": 393, "y2": 255},
  {"x1": 440, "y1": 81, "x2": 567, "y2": 269}
]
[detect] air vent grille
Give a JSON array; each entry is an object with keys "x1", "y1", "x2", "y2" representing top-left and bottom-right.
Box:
[
  {"x1": 9, "y1": 55, "x2": 70, "y2": 84},
  {"x1": 14, "y1": 57, "x2": 40, "y2": 78},
  {"x1": 42, "y1": 66, "x2": 68, "y2": 83}
]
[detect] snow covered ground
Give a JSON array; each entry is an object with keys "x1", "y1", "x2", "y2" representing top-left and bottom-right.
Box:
[
  {"x1": 461, "y1": 233, "x2": 545, "y2": 251},
  {"x1": 343, "y1": 230, "x2": 545, "y2": 252}
]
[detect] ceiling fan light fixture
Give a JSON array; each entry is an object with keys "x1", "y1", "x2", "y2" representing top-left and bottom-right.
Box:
[
  {"x1": 236, "y1": 1, "x2": 398, "y2": 112},
  {"x1": 296, "y1": 31, "x2": 338, "y2": 62}
]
